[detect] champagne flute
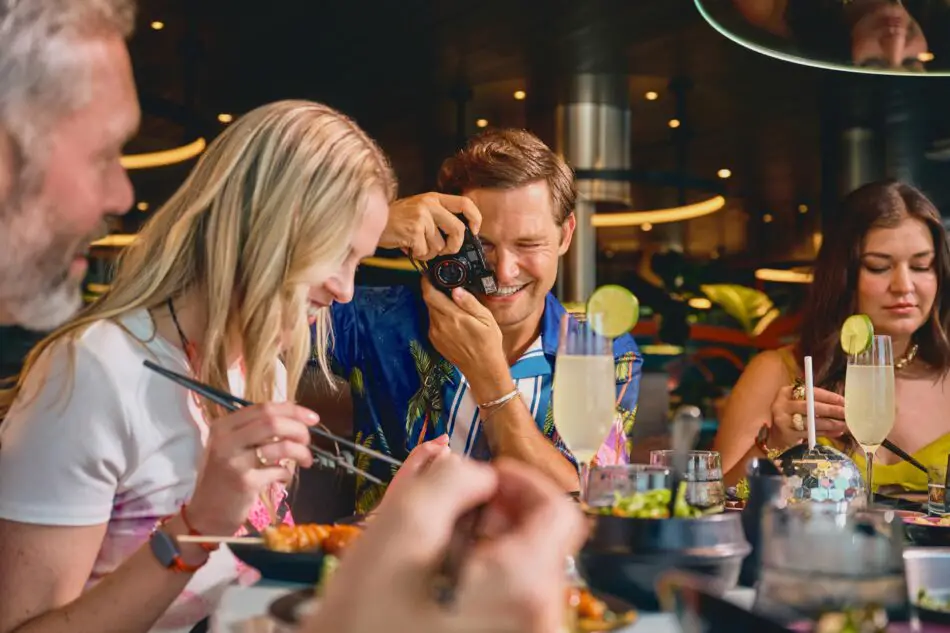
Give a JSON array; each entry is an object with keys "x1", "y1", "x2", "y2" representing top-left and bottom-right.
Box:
[
  {"x1": 553, "y1": 312, "x2": 615, "y2": 502},
  {"x1": 844, "y1": 335, "x2": 895, "y2": 508}
]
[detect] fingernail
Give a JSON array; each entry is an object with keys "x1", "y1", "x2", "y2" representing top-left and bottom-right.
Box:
[{"x1": 306, "y1": 411, "x2": 319, "y2": 423}]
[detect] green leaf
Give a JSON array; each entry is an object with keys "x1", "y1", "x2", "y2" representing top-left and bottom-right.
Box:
[
  {"x1": 699, "y1": 284, "x2": 775, "y2": 334},
  {"x1": 348, "y1": 367, "x2": 365, "y2": 397}
]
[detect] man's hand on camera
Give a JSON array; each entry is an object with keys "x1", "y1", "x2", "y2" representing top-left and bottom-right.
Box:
[
  {"x1": 422, "y1": 279, "x2": 508, "y2": 387},
  {"x1": 381, "y1": 193, "x2": 482, "y2": 261}
]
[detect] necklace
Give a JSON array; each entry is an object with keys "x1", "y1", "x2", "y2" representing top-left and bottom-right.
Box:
[
  {"x1": 167, "y1": 298, "x2": 198, "y2": 366},
  {"x1": 895, "y1": 343, "x2": 918, "y2": 372}
]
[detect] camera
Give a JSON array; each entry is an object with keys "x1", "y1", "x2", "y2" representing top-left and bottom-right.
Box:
[{"x1": 424, "y1": 218, "x2": 498, "y2": 296}]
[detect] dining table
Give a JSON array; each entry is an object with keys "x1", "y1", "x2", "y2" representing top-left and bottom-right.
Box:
[{"x1": 208, "y1": 579, "x2": 758, "y2": 633}]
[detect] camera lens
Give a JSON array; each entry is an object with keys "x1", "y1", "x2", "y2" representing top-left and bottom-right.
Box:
[{"x1": 435, "y1": 260, "x2": 467, "y2": 288}]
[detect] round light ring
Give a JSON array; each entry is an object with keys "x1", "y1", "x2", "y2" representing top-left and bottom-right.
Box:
[
  {"x1": 121, "y1": 137, "x2": 206, "y2": 170},
  {"x1": 591, "y1": 195, "x2": 726, "y2": 228}
]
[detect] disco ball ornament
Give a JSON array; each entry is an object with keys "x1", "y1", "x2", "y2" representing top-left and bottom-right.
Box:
[{"x1": 775, "y1": 443, "x2": 865, "y2": 505}]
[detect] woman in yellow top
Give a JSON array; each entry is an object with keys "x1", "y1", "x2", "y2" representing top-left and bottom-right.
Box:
[{"x1": 715, "y1": 180, "x2": 950, "y2": 491}]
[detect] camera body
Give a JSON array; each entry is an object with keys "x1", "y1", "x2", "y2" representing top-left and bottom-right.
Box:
[{"x1": 426, "y1": 219, "x2": 498, "y2": 296}]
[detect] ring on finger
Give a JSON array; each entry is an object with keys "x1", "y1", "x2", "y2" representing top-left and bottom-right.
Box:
[
  {"x1": 791, "y1": 413, "x2": 805, "y2": 431},
  {"x1": 792, "y1": 381, "x2": 805, "y2": 401},
  {"x1": 255, "y1": 446, "x2": 269, "y2": 467}
]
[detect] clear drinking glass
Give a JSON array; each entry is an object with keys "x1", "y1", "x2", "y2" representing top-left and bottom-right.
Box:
[
  {"x1": 585, "y1": 464, "x2": 672, "y2": 508},
  {"x1": 554, "y1": 312, "x2": 615, "y2": 502},
  {"x1": 649, "y1": 449, "x2": 725, "y2": 512},
  {"x1": 844, "y1": 335, "x2": 895, "y2": 508},
  {"x1": 928, "y1": 464, "x2": 947, "y2": 516},
  {"x1": 754, "y1": 505, "x2": 908, "y2": 624}
]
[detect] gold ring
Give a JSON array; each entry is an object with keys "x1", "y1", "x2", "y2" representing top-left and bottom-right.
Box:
[
  {"x1": 255, "y1": 446, "x2": 268, "y2": 467},
  {"x1": 792, "y1": 381, "x2": 805, "y2": 401},
  {"x1": 791, "y1": 413, "x2": 805, "y2": 431}
]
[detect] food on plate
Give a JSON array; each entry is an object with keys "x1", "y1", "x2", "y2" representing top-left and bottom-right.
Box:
[
  {"x1": 262, "y1": 523, "x2": 362, "y2": 554},
  {"x1": 591, "y1": 487, "x2": 714, "y2": 519},
  {"x1": 566, "y1": 586, "x2": 637, "y2": 631},
  {"x1": 910, "y1": 516, "x2": 950, "y2": 527},
  {"x1": 917, "y1": 588, "x2": 950, "y2": 612}
]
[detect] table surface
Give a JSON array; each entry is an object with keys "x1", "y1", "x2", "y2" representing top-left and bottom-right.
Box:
[{"x1": 209, "y1": 582, "x2": 756, "y2": 633}]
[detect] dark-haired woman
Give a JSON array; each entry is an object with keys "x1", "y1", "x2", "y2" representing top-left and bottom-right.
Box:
[{"x1": 715, "y1": 180, "x2": 950, "y2": 489}]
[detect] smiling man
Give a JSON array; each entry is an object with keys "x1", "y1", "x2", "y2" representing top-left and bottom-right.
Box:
[
  {"x1": 0, "y1": 0, "x2": 138, "y2": 331},
  {"x1": 319, "y1": 129, "x2": 642, "y2": 511}
]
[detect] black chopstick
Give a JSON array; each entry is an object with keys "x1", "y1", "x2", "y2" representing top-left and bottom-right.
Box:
[
  {"x1": 142, "y1": 360, "x2": 401, "y2": 471},
  {"x1": 310, "y1": 445, "x2": 384, "y2": 485},
  {"x1": 432, "y1": 504, "x2": 486, "y2": 606},
  {"x1": 882, "y1": 439, "x2": 928, "y2": 474}
]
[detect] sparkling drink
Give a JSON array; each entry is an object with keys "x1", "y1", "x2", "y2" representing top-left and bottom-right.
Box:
[
  {"x1": 844, "y1": 364, "x2": 895, "y2": 452},
  {"x1": 553, "y1": 355, "x2": 616, "y2": 464}
]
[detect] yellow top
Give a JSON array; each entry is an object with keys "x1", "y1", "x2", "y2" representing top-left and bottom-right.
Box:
[
  {"x1": 816, "y1": 436, "x2": 949, "y2": 491},
  {"x1": 777, "y1": 347, "x2": 949, "y2": 492}
]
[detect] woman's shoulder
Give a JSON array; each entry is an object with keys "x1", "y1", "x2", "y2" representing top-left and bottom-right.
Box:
[{"x1": 745, "y1": 347, "x2": 798, "y2": 381}]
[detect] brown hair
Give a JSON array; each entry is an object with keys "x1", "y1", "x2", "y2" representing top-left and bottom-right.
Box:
[
  {"x1": 437, "y1": 128, "x2": 576, "y2": 225},
  {"x1": 798, "y1": 179, "x2": 950, "y2": 390}
]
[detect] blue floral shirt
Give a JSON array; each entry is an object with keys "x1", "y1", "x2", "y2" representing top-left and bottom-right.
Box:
[{"x1": 317, "y1": 284, "x2": 643, "y2": 513}]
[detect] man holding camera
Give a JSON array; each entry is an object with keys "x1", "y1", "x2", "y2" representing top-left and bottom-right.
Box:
[{"x1": 320, "y1": 129, "x2": 642, "y2": 512}]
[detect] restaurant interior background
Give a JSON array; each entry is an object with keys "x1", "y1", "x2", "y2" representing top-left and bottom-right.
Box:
[{"x1": 1, "y1": 0, "x2": 949, "y2": 516}]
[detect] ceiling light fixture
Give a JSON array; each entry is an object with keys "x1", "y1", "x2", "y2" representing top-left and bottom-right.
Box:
[
  {"x1": 918, "y1": 52, "x2": 935, "y2": 62},
  {"x1": 217, "y1": 113, "x2": 234, "y2": 123},
  {"x1": 136, "y1": 201, "x2": 149, "y2": 212},
  {"x1": 798, "y1": 204, "x2": 808, "y2": 214},
  {"x1": 150, "y1": 20, "x2": 164, "y2": 30},
  {"x1": 717, "y1": 168, "x2": 732, "y2": 179},
  {"x1": 645, "y1": 91, "x2": 659, "y2": 101},
  {"x1": 476, "y1": 118, "x2": 489, "y2": 128},
  {"x1": 763, "y1": 213, "x2": 774, "y2": 223},
  {"x1": 121, "y1": 137, "x2": 206, "y2": 170},
  {"x1": 755, "y1": 268, "x2": 813, "y2": 284},
  {"x1": 591, "y1": 195, "x2": 726, "y2": 228},
  {"x1": 641, "y1": 222, "x2": 653, "y2": 232},
  {"x1": 688, "y1": 297, "x2": 712, "y2": 309},
  {"x1": 513, "y1": 90, "x2": 526, "y2": 100},
  {"x1": 668, "y1": 118, "x2": 681, "y2": 129}
]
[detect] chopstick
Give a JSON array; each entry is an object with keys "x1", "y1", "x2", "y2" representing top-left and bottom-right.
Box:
[
  {"x1": 882, "y1": 439, "x2": 928, "y2": 474},
  {"x1": 143, "y1": 360, "x2": 394, "y2": 483},
  {"x1": 432, "y1": 504, "x2": 486, "y2": 606},
  {"x1": 177, "y1": 535, "x2": 265, "y2": 545},
  {"x1": 310, "y1": 445, "x2": 385, "y2": 485}
]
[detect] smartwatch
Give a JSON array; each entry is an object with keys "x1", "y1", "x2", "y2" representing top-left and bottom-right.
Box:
[{"x1": 149, "y1": 526, "x2": 206, "y2": 573}]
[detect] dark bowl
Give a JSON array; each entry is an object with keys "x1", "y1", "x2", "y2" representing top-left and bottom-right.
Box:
[
  {"x1": 229, "y1": 543, "x2": 325, "y2": 584},
  {"x1": 905, "y1": 517, "x2": 950, "y2": 548},
  {"x1": 578, "y1": 512, "x2": 751, "y2": 611}
]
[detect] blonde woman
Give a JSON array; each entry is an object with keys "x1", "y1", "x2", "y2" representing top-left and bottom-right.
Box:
[{"x1": 0, "y1": 100, "x2": 398, "y2": 633}]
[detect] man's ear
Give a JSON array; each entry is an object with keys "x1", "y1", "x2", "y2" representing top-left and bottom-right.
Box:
[{"x1": 557, "y1": 213, "x2": 576, "y2": 256}]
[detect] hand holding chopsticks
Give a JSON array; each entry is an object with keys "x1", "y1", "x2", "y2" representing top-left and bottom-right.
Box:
[
  {"x1": 143, "y1": 360, "x2": 397, "y2": 486},
  {"x1": 306, "y1": 457, "x2": 586, "y2": 632}
]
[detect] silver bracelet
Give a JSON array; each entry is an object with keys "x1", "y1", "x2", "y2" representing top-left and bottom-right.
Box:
[
  {"x1": 479, "y1": 388, "x2": 520, "y2": 410},
  {"x1": 481, "y1": 392, "x2": 522, "y2": 422}
]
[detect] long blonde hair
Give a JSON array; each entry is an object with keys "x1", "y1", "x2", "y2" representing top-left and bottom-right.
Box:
[{"x1": 0, "y1": 99, "x2": 395, "y2": 421}]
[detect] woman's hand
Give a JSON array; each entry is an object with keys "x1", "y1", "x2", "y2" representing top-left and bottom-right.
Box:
[
  {"x1": 769, "y1": 385, "x2": 847, "y2": 449},
  {"x1": 186, "y1": 403, "x2": 319, "y2": 535}
]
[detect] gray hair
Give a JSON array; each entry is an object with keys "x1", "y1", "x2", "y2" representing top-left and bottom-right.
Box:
[{"x1": 0, "y1": 0, "x2": 136, "y2": 149}]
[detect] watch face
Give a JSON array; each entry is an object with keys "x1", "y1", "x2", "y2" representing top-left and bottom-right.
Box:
[{"x1": 150, "y1": 528, "x2": 180, "y2": 568}]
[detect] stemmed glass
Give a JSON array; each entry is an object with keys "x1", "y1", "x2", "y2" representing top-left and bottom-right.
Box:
[
  {"x1": 553, "y1": 312, "x2": 615, "y2": 502},
  {"x1": 844, "y1": 335, "x2": 896, "y2": 508}
]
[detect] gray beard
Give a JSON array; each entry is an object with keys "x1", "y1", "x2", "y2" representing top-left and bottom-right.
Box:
[{"x1": 0, "y1": 192, "x2": 88, "y2": 332}]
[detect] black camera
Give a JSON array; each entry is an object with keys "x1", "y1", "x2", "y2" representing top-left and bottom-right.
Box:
[{"x1": 422, "y1": 218, "x2": 498, "y2": 296}]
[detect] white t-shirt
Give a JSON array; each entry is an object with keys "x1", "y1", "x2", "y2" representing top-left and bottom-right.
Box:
[{"x1": 0, "y1": 309, "x2": 289, "y2": 632}]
